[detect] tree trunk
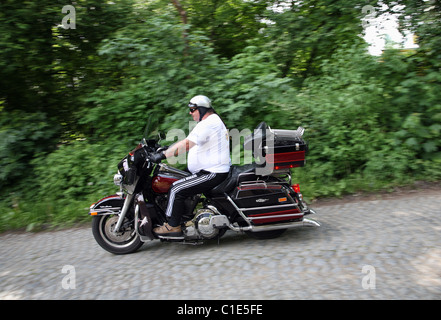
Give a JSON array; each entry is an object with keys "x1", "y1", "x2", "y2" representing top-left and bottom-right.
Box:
[{"x1": 170, "y1": 0, "x2": 189, "y2": 56}]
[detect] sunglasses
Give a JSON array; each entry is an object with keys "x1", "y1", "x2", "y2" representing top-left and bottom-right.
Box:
[{"x1": 189, "y1": 107, "x2": 198, "y2": 113}]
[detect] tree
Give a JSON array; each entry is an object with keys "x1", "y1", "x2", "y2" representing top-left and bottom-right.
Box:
[
  {"x1": 263, "y1": 0, "x2": 377, "y2": 82},
  {"x1": 0, "y1": 0, "x2": 133, "y2": 189},
  {"x1": 0, "y1": 0, "x2": 133, "y2": 131},
  {"x1": 178, "y1": 0, "x2": 273, "y2": 58}
]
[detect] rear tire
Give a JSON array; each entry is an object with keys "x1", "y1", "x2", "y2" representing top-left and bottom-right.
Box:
[
  {"x1": 92, "y1": 215, "x2": 143, "y2": 255},
  {"x1": 246, "y1": 229, "x2": 286, "y2": 240}
]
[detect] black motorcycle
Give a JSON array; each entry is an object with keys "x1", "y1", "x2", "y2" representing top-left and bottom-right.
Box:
[{"x1": 89, "y1": 122, "x2": 319, "y2": 254}]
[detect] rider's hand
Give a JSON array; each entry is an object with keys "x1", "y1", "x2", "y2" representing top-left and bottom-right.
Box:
[{"x1": 148, "y1": 151, "x2": 166, "y2": 163}]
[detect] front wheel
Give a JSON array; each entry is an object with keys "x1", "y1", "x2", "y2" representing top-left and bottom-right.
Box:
[{"x1": 92, "y1": 215, "x2": 143, "y2": 255}]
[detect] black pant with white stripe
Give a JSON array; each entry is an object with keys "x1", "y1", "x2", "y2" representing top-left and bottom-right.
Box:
[{"x1": 166, "y1": 170, "x2": 229, "y2": 227}]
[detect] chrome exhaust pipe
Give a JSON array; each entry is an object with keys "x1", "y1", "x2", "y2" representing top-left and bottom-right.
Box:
[
  {"x1": 250, "y1": 217, "x2": 320, "y2": 232},
  {"x1": 228, "y1": 217, "x2": 320, "y2": 233}
]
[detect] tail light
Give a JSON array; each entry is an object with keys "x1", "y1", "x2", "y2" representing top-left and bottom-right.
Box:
[{"x1": 292, "y1": 184, "x2": 301, "y2": 193}]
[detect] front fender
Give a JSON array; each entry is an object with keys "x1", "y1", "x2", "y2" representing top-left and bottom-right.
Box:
[
  {"x1": 134, "y1": 196, "x2": 156, "y2": 241},
  {"x1": 89, "y1": 194, "x2": 125, "y2": 216}
]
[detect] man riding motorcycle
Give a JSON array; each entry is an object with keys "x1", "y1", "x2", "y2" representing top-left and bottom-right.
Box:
[{"x1": 149, "y1": 95, "x2": 231, "y2": 236}]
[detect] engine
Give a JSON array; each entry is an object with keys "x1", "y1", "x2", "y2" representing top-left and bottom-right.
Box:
[{"x1": 183, "y1": 208, "x2": 229, "y2": 240}]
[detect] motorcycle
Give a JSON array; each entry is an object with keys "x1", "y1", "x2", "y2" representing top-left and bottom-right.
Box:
[{"x1": 89, "y1": 121, "x2": 319, "y2": 254}]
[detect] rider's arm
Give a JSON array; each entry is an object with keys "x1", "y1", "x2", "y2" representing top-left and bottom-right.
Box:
[{"x1": 163, "y1": 138, "x2": 195, "y2": 158}]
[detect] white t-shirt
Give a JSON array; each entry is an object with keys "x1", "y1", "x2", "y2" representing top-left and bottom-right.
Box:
[{"x1": 187, "y1": 114, "x2": 231, "y2": 174}]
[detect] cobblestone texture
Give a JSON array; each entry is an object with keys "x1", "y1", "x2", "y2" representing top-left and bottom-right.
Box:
[{"x1": 1, "y1": 190, "x2": 440, "y2": 300}]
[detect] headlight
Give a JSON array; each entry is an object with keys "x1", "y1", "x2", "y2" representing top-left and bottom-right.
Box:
[{"x1": 113, "y1": 173, "x2": 123, "y2": 186}]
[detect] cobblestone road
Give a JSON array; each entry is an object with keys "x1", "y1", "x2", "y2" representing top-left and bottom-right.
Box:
[{"x1": 1, "y1": 190, "x2": 440, "y2": 300}]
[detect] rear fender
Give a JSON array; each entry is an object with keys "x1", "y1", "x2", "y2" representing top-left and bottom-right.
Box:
[{"x1": 89, "y1": 194, "x2": 125, "y2": 216}]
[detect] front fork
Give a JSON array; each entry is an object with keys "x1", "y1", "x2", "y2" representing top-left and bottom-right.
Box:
[{"x1": 113, "y1": 193, "x2": 134, "y2": 233}]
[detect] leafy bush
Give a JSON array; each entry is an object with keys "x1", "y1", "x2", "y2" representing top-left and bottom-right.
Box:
[
  {"x1": 289, "y1": 43, "x2": 441, "y2": 197},
  {"x1": 0, "y1": 137, "x2": 130, "y2": 232},
  {"x1": 0, "y1": 110, "x2": 59, "y2": 190},
  {"x1": 32, "y1": 140, "x2": 128, "y2": 200}
]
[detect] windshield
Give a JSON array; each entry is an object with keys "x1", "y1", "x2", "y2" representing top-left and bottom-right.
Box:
[{"x1": 142, "y1": 114, "x2": 162, "y2": 141}]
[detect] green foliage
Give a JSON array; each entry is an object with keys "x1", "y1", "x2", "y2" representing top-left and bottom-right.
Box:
[
  {"x1": 286, "y1": 41, "x2": 441, "y2": 196},
  {"x1": 0, "y1": 138, "x2": 129, "y2": 232},
  {"x1": 81, "y1": 9, "x2": 227, "y2": 140},
  {"x1": 215, "y1": 46, "x2": 292, "y2": 129},
  {"x1": 264, "y1": 0, "x2": 372, "y2": 82},
  {"x1": 0, "y1": 110, "x2": 59, "y2": 190},
  {"x1": 32, "y1": 140, "x2": 126, "y2": 200},
  {"x1": 0, "y1": 0, "x2": 133, "y2": 128},
  {"x1": 185, "y1": 0, "x2": 271, "y2": 58}
]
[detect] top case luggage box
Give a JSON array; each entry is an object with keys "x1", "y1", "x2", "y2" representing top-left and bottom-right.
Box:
[
  {"x1": 265, "y1": 129, "x2": 308, "y2": 170},
  {"x1": 243, "y1": 122, "x2": 308, "y2": 171}
]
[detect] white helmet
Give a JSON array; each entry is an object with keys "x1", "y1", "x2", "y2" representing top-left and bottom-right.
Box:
[{"x1": 188, "y1": 95, "x2": 212, "y2": 109}]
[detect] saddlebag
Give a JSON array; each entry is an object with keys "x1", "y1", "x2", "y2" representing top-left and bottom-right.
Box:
[{"x1": 231, "y1": 182, "x2": 303, "y2": 225}]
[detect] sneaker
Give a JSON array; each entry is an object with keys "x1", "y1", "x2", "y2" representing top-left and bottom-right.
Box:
[{"x1": 153, "y1": 223, "x2": 182, "y2": 236}]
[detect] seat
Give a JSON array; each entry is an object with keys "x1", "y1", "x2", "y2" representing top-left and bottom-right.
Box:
[{"x1": 206, "y1": 163, "x2": 258, "y2": 196}]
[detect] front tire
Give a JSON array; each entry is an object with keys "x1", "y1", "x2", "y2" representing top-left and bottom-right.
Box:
[{"x1": 92, "y1": 215, "x2": 143, "y2": 255}]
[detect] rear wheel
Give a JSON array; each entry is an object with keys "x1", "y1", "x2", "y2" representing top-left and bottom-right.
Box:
[
  {"x1": 246, "y1": 229, "x2": 286, "y2": 240},
  {"x1": 92, "y1": 214, "x2": 143, "y2": 255}
]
